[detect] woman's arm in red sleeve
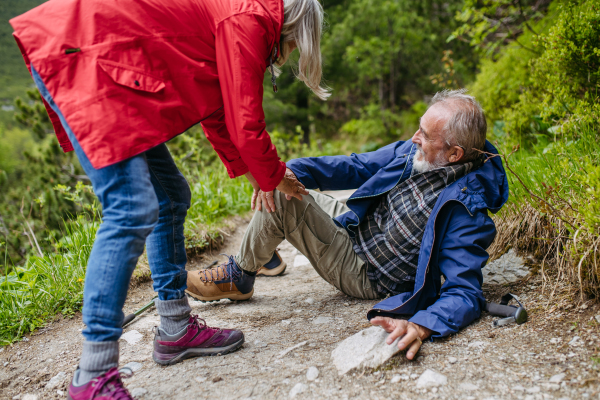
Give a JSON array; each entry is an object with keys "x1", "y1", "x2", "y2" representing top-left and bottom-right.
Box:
[
  {"x1": 215, "y1": 12, "x2": 286, "y2": 192},
  {"x1": 201, "y1": 107, "x2": 249, "y2": 178}
]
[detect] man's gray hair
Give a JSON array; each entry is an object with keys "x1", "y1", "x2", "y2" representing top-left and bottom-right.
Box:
[{"x1": 430, "y1": 89, "x2": 487, "y2": 161}]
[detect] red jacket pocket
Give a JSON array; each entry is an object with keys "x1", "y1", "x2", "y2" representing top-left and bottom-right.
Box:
[{"x1": 98, "y1": 59, "x2": 166, "y2": 93}]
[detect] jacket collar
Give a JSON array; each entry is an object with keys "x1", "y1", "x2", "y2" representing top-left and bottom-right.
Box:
[{"x1": 257, "y1": 0, "x2": 283, "y2": 62}]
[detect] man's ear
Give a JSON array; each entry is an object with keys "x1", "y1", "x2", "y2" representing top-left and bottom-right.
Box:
[{"x1": 447, "y1": 145, "x2": 465, "y2": 164}]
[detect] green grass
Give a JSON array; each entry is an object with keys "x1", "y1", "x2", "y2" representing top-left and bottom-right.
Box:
[
  {"x1": 0, "y1": 161, "x2": 253, "y2": 344},
  {"x1": 0, "y1": 215, "x2": 97, "y2": 345},
  {"x1": 491, "y1": 123, "x2": 600, "y2": 297}
]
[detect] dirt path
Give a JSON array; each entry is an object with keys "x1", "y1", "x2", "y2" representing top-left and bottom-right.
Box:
[{"x1": 2, "y1": 214, "x2": 600, "y2": 400}]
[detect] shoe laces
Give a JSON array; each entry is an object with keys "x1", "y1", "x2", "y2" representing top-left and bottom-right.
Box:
[
  {"x1": 89, "y1": 368, "x2": 133, "y2": 400},
  {"x1": 189, "y1": 314, "x2": 219, "y2": 335},
  {"x1": 199, "y1": 255, "x2": 241, "y2": 290}
]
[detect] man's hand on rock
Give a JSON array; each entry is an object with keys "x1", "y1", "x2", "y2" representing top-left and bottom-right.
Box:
[{"x1": 370, "y1": 317, "x2": 433, "y2": 360}]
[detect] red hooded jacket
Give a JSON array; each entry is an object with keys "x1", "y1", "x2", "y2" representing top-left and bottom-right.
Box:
[{"x1": 10, "y1": 0, "x2": 286, "y2": 191}]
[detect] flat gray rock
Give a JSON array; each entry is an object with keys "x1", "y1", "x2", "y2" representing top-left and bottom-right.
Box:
[
  {"x1": 416, "y1": 369, "x2": 447, "y2": 388},
  {"x1": 130, "y1": 387, "x2": 147, "y2": 398},
  {"x1": 45, "y1": 371, "x2": 66, "y2": 390},
  {"x1": 123, "y1": 362, "x2": 143, "y2": 373},
  {"x1": 306, "y1": 366, "x2": 319, "y2": 381},
  {"x1": 289, "y1": 383, "x2": 307, "y2": 398},
  {"x1": 482, "y1": 249, "x2": 529, "y2": 285},
  {"x1": 331, "y1": 326, "x2": 400, "y2": 375}
]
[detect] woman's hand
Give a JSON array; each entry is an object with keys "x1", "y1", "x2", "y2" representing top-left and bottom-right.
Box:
[
  {"x1": 244, "y1": 172, "x2": 262, "y2": 211},
  {"x1": 246, "y1": 169, "x2": 308, "y2": 213},
  {"x1": 370, "y1": 317, "x2": 433, "y2": 360}
]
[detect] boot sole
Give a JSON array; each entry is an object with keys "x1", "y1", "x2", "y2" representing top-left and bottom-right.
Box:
[
  {"x1": 152, "y1": 335, "x2": 245, "y2": 366},
  {"x1": 185, "y1": 288, "x2": 254, "y2": 302},
  {"x1": 257, "y1": 262, "x2": 287, "y2": 277}
]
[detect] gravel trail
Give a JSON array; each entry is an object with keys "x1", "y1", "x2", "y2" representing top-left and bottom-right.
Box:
[{"x1": 2, "y1": 211, "x2": 600, "y2": 400}]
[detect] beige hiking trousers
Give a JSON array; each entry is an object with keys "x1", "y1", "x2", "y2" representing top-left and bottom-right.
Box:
[{"x1": 236, "y1": 190, "x2": 380, "y2": 300}]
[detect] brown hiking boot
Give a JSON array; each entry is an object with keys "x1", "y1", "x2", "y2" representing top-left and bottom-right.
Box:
[
  {"x1": 186, "y1": 255, "x2": 255, "y2": 302},
  {"x1": 256, "y1": 250, "x2": 287, "y2": 277}
]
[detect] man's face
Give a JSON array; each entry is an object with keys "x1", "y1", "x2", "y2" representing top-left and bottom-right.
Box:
[{"x1": 411, "y1": 103, "x2": 451, "y2": 173}]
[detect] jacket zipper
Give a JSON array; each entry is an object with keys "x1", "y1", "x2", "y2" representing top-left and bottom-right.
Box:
[{"x1": 368, "y1": 198, "x2": 473, "y2": 315}]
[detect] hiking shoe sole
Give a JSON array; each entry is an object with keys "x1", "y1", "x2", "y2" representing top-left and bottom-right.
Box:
[
  {"x1": 257, "y1": 261, "x2": 287, "y2": 277},
  {"x1": 152, "y1": 335, "x2": 245, "y2": 366},
  {"x1": 185, "y1": 288, "x2": 254, "y2": 302}
]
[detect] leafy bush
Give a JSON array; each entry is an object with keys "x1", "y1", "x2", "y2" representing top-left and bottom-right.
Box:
[{"x1": 470, "y1": 0, "x2": 600, "y2": 298}]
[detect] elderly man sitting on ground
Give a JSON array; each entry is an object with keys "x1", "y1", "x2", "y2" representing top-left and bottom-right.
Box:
[{"x1": 186, "y1": 89, "x2": 508, "y2": 360}]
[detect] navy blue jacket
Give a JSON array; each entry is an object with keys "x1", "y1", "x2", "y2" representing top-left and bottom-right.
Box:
[{"x1": 287, "y1": 140, "x2": 509, "y2": 338}]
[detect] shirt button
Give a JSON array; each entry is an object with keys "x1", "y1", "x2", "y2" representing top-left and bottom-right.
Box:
[{"x1": 134, "y1": 80, "x2": 140, "y2": 87}]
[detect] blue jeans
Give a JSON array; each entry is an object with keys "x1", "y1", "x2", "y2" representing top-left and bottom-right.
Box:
[{"x1": 31, "y1": 66, "x2": 191, "y2": 342}]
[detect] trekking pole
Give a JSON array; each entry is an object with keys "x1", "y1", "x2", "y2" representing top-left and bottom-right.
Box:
[
  {"x1": 122, "y1": 296, "x2": 158, "y2": 328},
  {"x1": 485, "y1": 293, "x2": 528, "y2": 327}
]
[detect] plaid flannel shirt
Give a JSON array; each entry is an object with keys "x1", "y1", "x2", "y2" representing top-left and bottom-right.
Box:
[{"x1": 351, "y1": 160, "x2": 478, "y2": 296}]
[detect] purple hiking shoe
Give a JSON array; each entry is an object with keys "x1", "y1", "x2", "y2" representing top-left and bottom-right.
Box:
[
  {"x1": 67, "y1": 368, "x2": 133, "y2": 400},
  {"x1": 153, "y1": 315, "x2": 244, "y2": 365}
]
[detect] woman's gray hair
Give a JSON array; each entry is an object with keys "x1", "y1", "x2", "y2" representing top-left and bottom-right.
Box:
[
  {"x1": 276, "y1": 0, "x2": 330, "y2": 100},
  {"x1": 430, "y1": 89, "x2": 487, "y2": 161}
]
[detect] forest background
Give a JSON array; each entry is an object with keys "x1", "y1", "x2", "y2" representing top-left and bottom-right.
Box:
[{"x1": 0, "y1": 0, "x2": 598, "y2": 345}]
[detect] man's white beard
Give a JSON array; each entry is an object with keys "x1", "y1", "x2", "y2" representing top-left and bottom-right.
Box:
[{"x1": 412, "y1": 146, "x2": 447, "y2": 173}]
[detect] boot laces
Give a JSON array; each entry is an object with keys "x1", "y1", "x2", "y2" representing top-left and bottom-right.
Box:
[
  {"x1": 90, "y1": 368, "x2": 133, "y2": 400},
  {"x1": 199, "y1": 255, "x2": 241, "y2": 290}
]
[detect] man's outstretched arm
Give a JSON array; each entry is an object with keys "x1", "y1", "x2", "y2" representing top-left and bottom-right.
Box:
[
  {"x1": 371, "y1": 204, "x2": 496, "y2": 359},
  {"x1": 408, "y1": 205, "x2": 495, "y2": 337},
  {"x1": 286, "y1": 141, "x2": 404, "y2": 190}
]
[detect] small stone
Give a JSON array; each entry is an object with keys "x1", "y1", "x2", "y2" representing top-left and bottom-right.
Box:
[
  {"x1": 3, "y1": 362, "x2": 8, "y2": 367},
  {"x1": 12, "y1": 395, "x2": 21, "y2": 400},
  {"x1": 293, "y1": 255, "x2": 310, "y2": 267},
  {"x1": 410, "y1": 374, "x2": 419, "y2": 380},
  {"x1": 122, "y1": 362, "x2": 143, "y2": 373},
  {"x1": 390, "y1": 375, "x2": 401, "y2": 384},
  {"x1": 459, "y1": 382, "x2": 479, "y2": 391},
  {"x1": 289, "y1": 383, "x2": 307, "y2": 398},
  {"x1": 526, "y1": 386, "x2": 541, "y2": 394},
  {"x1": 56, "y1": 391, "x2": 64, "y2": 396},
  {"x1": 253, "y1": 340, "x2": 268, "y2": 348},
  {"x1": 468, "y1": 341, "x2": 485, "y2": 348},
  {"x1": 567, "y1": 352, "x2": 577, "y2": 358},
  {"x1": 549, "y1": 373, "x2": 566, "y2": 383},
  {"x1": 194, "y1": 376, "x2": 207, "y2": 383},
  {"x1": 281, "y1": 319, "x2": 292, "y2": 325},
  {"x1": 212, "y1": 377, "x2": 223, "y2": 383},
  {"x1": 22, "y1": 396, "x2": 38, "y2": 400},
  {"x1": 568, "y1": 336, "x2": 580, "y2": 346},
  {"x1": 130, "y1": 387, "x2": 147, "y2": 397},
  {"x1": 331, "y1": 327, "x2": 402, "y2": 375},
  {"x1": 447, "y1": 356, "x2": 458, "y2": 364},
  {"x1": 45, "y1": 371, "x2": 67, "y2": 390},
  {"x1": 46, "y1": 358, "x2": 54, "y2": 363},
  {"x1": 282, "y1": 378, "x2": 291, "y2": 385},
  {"x1": 416, "y1": 369, "x2": 447, "y2": 389},
  {"x1": 595, "y1": 315, "x2": 600, "y2": 323},
  {"x1": 313, "y1": 316, "x2": 332, "y2": 324},
  {"x1": 306, "y1": 366, "x2": 319, "y2": 381},
  {"x1": 550, "y1": 338, "x2": 561, "y2": 344},
  {"x1": 304, "y1": 298, "x2": 315, "y2": 305},
  {"x1": 120, "y1": 330, "x2": 143, "y2": 345}
]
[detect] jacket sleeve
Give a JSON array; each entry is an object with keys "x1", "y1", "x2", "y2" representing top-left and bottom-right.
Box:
[
  {"x1": 286, "y1": 141, "x2": 402, "y2": 190},
  {"x1": 408, "y1": 205, "x2": 496, "y2": 338},
  {"x1": 215, "y1": 13, "x2": 286, "y2": 191},
  {"x1": 201, "y1": 107, "x2": 249, "y2": 179}
]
